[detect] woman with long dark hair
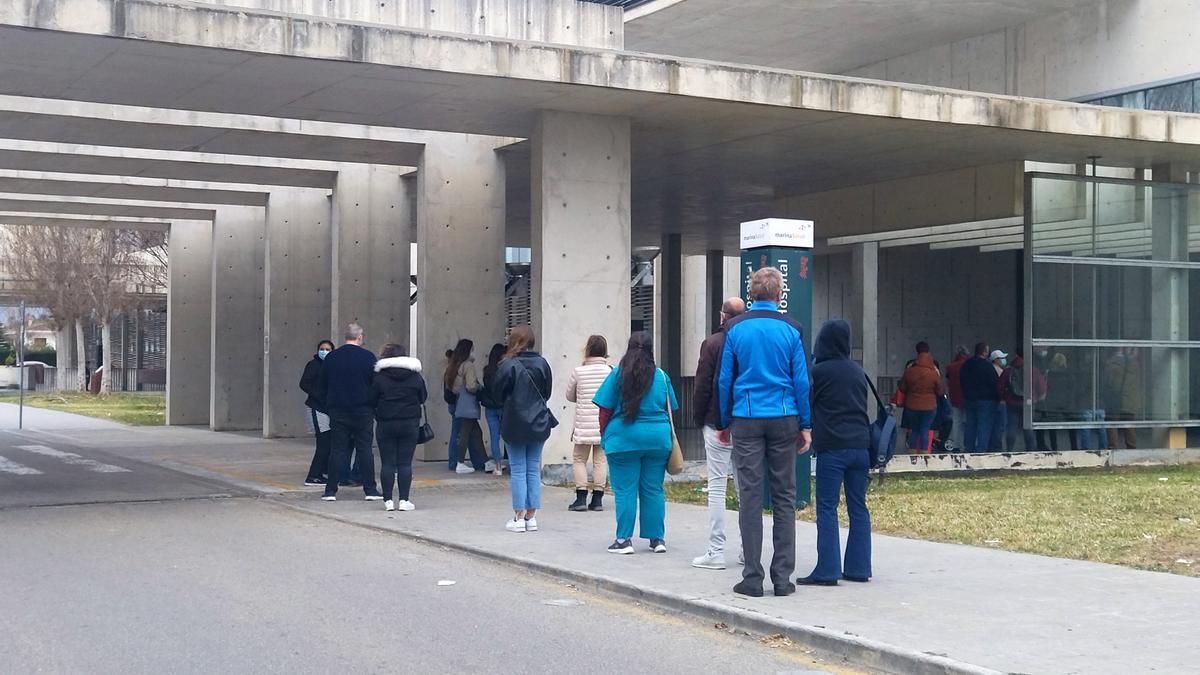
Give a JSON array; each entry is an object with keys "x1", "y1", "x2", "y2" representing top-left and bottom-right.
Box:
[
  {"x1": 443, "y1": 338, "x2": 488, "y2": 474},
  {"x1": 491, "y1": 325, "x2": 554, "y2": 533},
  {"x1": 369, "y1": 343, "x2": 426, "y2": 511},
  {"x1": 479, "y1": 343, "x2": 508, "y2": 476},
  {"x1": 592, "y1": 332, "x2": 678, "y2": 554}
]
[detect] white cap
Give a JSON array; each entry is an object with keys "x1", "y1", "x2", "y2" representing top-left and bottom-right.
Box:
[{"x1": 989, "y1": 349, "x2": 1009, "y2": 361}]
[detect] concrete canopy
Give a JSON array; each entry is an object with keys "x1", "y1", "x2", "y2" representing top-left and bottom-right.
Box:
[
  {"x1": 3, "y1": 0, "x2": 1199, "y2": 250},
  {"x1": 0, "y1": 193, "x2": 216, "y2": 221},
  {"x1": 0, "y1": 169, "x2": 270, "y2": 207},
  {"x1": 0, "y1": 213, "x2": 171, "y2": 232}
]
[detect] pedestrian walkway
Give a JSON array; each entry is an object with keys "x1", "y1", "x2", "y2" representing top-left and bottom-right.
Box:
[{"x1": 0, "y1": 402, "x2": 126, "y2": 430}]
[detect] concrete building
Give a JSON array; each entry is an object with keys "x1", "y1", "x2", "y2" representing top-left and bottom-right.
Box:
[{"x1": 0, "y1": 0, "x2": 1196, "y2": 468}]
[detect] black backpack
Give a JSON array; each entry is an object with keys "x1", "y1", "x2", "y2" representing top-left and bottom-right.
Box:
[
  {"x1": 865, "y1": 375, "x2": 899, "y2": 469},
  {"x1": 1006, "y1": 367, "x2": 1024, "y2": 400}
]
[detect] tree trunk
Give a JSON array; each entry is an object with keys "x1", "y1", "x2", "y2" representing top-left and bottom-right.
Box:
[
  {"x1": 100, "y1": 319, "x2": 113, "y2": 394},
  {"x1": 74, "y1": 319, "x2": 87, "y2": 392}
]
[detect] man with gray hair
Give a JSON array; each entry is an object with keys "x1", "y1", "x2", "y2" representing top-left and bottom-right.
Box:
[
  {"x1": 319, "y1": 323, "x2": 383, "y2": 501},
  {"x1": 690, "y1": 296, "x2": 745, "y2": 570},
  {"x1": 717, "y1": 267, "x2": 812, "y2": 598}
]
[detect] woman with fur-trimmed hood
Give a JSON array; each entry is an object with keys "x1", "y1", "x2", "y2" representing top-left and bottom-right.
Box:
[{"x1": 369, "y1": 344, "x2": 427, "y2": 512}]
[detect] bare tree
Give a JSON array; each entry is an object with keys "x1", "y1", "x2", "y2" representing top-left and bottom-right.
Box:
[{"x1": 82, "y1": 229, "x2": 142, "y2": 394}]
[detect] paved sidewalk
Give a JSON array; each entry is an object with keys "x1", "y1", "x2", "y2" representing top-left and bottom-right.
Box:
[
  {"x1": 17, "y1": 424, "x2": 1197, "y2": 674},
  {"x1": 0, "y1": 402, "x2": 127, "y2": 430}
]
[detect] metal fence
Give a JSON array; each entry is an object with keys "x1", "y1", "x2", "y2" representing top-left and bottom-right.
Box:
[{"x1": 25, "y1": 367, "x2": 165, "y2": 393}]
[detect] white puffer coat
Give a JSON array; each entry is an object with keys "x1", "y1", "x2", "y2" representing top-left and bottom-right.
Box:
[{"x1": 565, "y1": 357, "x2": 612, "y2": 445}]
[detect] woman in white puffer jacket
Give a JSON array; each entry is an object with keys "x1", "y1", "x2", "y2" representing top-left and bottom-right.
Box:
[{"x1": 565, "y1": 335, "x2": 612, "y2": 512}]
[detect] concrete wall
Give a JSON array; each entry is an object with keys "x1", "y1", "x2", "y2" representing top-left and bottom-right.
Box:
[
  {"x1": 210, "y1": 205, "x2": 265, "y2": 431},
  {"x1": 196, "y1": 0, "x2": 623, "y2": 49},
  {"x1": 166, "y1": 219, "x2": 213, "y2": 425},
  {"x1": 844, "y1": 0, "x2": 1200, "y2": 100}
]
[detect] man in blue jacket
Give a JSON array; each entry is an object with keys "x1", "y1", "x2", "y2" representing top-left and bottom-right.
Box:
[
  {"x1": 717, "y1": 267, "x2": 811, "y2": 598},
  {"x1": 319, "y1": 323, "x2": 382, "y2": 501}
]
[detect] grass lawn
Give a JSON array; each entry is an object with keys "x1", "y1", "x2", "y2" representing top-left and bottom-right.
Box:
[
  {"x1": 665, "y1": 464, "x2": 1200, "y2": 577},
  {"x1": 0, "y1": 391, "x2": 165, "y2": 426}
]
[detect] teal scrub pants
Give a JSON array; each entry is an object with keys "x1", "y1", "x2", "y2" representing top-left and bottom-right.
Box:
[{"x1": 607, "y1": 448, "x2": 671, "y2": 540}]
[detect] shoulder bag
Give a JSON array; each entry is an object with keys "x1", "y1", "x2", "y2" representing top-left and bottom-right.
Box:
[
  {"x1": 416, "y1": 404, "x2": 435, "y2": 445},
  {"x1": 663, "y1": 370, "x2": 685, "y2": 475}
]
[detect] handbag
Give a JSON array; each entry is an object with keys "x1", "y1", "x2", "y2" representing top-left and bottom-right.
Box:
[
  {"x1": 890, "y1": 386, "x2": 906, "y2": 408},
  {"x1": 416, "y1": 404, "x2": 435, "y2": 445},
  {"x1": 663, "y1": 370, "x2": 685, "y2": 476},
  {"x1": 519, "y1": 362, "x2": 559, "y2": 433},
  {"x1": 866, "y1": 375, "x2": 899, "y2": 469}
]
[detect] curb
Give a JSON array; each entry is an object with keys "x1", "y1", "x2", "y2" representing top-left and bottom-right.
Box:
[{"x1": 276, "y1": 499, "x2": 1001, "y2": 675}]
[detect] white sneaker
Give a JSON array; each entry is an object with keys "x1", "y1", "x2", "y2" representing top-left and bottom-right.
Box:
[
  {"x1": 484, "y1": 459, "x2": 496, "y2": 473},
  {"x1": 455, "y1": 462, "x2": 475, "y2": 474},
  {"x1": 738, "y1": 551, "x2": 745, "y2": 565},
  {"x1": 384, "y1": 500, "x2": 395, "y2": 512},
  {"x1": 505, "y1": 517, "x2": 527, "y2": 533},
  {"x1": 321, "y1": 495, "x2": 336, "y2": 502},
  {"x1": 691, "y1": 552, "x2": 727, "y2": 570},
  {"x1": 365, "y1": 495, "x2": 384, "y2": 501},
  {"x1": 397, "y1": 500, "x2": 415, "y2": 511},
  {"x1": 524, "y1": 517, "x2": 538, "y2": 532}
]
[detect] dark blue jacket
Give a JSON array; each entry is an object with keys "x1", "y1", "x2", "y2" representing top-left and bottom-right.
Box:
[
  {"x1": 959, "y1": 355, "x2": 1000, "y2": 403},
  {"x1": 717, "y1": 300, "x2": 811, "y2": 429},
  {"x1": 809, "y1": 320, "x2": 870, "y2": 453},
  {"x1": 318, "y1": 343, "x2": 377, "y2": 416}
]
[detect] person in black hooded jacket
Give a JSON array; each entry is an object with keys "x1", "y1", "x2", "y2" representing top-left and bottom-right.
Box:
[
  {"x1": 300, "y1": 340, "x2": 334, "y2": 486},
  {"x1": 797, "y1": 319, "x2": 872, "y2": 587},
  {"x1": 369, "y1": 344, "x2": 427, "y2": 512}
]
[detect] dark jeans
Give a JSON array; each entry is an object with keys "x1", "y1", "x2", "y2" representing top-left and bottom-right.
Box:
[
  {"x1": 325, "y1": 412, "x2": 378, "y2": 497},
  {"x1": 307, "y1": 430, "x2": 331, "y2": 480},
  {"x1": 377, "y1": 419, "x2": 419, "y2": 502},
  {"x1": 456, "y1": 417, "x2": 489, "y2": 470},
  {"x1": 1036, "y1": 428, "x2": 1078, "y2": 452},
  {"x1": 1005, "y1": 406, "x2": 1037, "y2": 452},
  {"x1": 906, "y1": 409, "x2": 935, "y2": 451},
  {"x1": 809, "y1": 448, "x2": 871, "y2": 582},
  {"x1": 732, "y1": 416, "x2": 798, "y2": 588},
  {"x1": 963, "y1": 400, "x2": 998, "y2": 452}
]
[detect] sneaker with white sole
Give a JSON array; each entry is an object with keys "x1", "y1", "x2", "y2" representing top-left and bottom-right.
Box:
[
  {"x1": 691, "y1": 552, "x2": 727, "y2": 570},
  {"x1": 384, "y1": 500, "x2": 395, "y2": 512},
  {"x1": 649, "y1": 539, "x2": 668, "y2": 553},
  {"x1": 455, "y1": 462, "x2": 475, "y2": 475},
  {"x1": 524, "y1": 517, "x2": 538, "y2": 532},
  {"x1": 321, "y1": 495, "x2": 336, "y2": 502},
  {"x1": 397, "y1": 500, "x2": 415, "y2": 511},
  {"x1": 505, "y1": 517, "x2": 527, "y2": 533},
  {"x1": 365, "y1": 495, "x2": 384, "y2": 501},
  {"x1": 484, "y1": 459, "x2": 496, "y2": 473},
  {"x1": 607, "y1": 539, "x2": 634, "y2": 554}
]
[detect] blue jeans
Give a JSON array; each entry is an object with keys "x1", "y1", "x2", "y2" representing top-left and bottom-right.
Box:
[
  {"x1": 484, "y1": 407, "x2": 504, "y2": 464},
  {"x1": 1079, "y1": 409, "x2": 1107, "y2": 449},
  {"x1": 1005, "y1": 406, "x2": 1036, "y2": 452},
  {"x1": 907, "y1": 409, "x2": 935, "y2": 451},
  {"x1": 446, "y1": 406, "x2": 462, "y2": 471},
  {"x1": 809, "y1": 448, "x2": 871, "y2": 582},
  {"x1": 607, "y1": 448, "x2": 670, "y2": 541},
  {"x1": 507, "y1": 441, "x2": 544, "y2": 511},
  {"x1": 964, "y1": 400, "x2": 998, "y2": 452}
]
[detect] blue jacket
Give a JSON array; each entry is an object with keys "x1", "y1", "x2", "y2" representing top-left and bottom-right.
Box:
[{"x1": 717, "y1": 301, "x2": 811, "y2": 429}]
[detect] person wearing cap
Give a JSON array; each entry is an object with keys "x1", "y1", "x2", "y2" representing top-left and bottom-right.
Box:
[
  {"x1": 958, "y1": 343, "x2": 1001, "y2": 452},
  {"x1": 988, "y1": 349, "x2": 1009, "y2": 451}
]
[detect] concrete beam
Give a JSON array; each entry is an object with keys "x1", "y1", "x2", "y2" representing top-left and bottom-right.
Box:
[
  {"x1": 0, "y1": 213, "x2": 170, "y2": 231},
  {"x1": 0, "y1": 193, "x2": 215, "y2": 221},
  {"x1": 166, "y1": 219, "x2": 213, "y2": 426},
  {"x1": 210, "y1": 205, "x2": 266, "y2": 431},
  {"x1": 0, "y1": 169, "x2": 270, "y2": 206}
]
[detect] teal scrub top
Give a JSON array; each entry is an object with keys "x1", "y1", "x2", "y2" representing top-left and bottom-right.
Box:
[{"x1": 592, "y1": 366, "x2": 679, "y2": 454}]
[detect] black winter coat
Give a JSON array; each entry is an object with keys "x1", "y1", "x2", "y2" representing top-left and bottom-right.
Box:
[
  {"x1": 492, "y1": 352, "x2": 554, "y2": 443},
  {"x1": 299, "y1": 355, "x2": 326, "y2": 412},
  {"x1": 960, "y1": 356, "x2": 1000, "y2": 403},
  {"x1": 368, "y1": 357, "x2": 427, "y2": 421},
  {"x1": 809, "y1": 319, "x2": 871, "y2": 453}
]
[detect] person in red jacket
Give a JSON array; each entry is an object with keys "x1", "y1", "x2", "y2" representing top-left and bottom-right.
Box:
[
  {"x1": 944, "y1": 346, "x2": 969, "y2": 449},
  {"x1": 998, "y1": 350, "x2": 1046, "y2": 452}
]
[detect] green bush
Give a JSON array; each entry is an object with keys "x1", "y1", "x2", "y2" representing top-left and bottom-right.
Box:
[{"x1": 23, "y1": 346, "x2": 57, "y2": 367}]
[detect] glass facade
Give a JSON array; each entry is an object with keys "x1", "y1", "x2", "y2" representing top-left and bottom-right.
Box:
[
  {"x1": 1025, "y1": 173, "x2": 1200, "y2": 429},
  {"x1": 1085, "y1": 77, "x2": 1200, "y2": 114}
]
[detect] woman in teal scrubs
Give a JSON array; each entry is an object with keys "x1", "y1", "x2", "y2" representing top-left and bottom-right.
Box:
[{"x1": 593, "y1": 332, "x2": 679, "y2": 555}]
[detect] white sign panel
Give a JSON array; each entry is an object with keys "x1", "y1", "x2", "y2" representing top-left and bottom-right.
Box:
[{"x1": 739, "y1": 218, "x2": 814, "y2": 249}]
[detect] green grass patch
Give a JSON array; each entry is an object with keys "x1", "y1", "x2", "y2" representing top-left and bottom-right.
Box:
[
  {"x1": 666, "y1": 464, "x2": 1200, "y2": 577},
  {"x1": 0, "y1": 391, "x2": 165, "y2": 426}
]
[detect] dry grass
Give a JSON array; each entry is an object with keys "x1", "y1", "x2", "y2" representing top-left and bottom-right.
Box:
[
  {"x1": 0, "y1": 391, "x2": 164, "y2": 426},
  {"x1": 665, "y1": 464, "x2": 1200, "y2": 577}
]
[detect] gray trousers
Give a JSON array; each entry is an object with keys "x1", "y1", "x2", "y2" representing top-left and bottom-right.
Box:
[
  {"x1": 702, "y1": 425, "x2": 739, "y2": 556},
  {"x1": 731, "y1": 416, "x2": 798, "y2": 587}
]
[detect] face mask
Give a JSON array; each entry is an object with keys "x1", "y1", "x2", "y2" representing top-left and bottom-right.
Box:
[
  {"x1": 997, "y1": 358, "x2": 1008, "y2": 367},
  {"x1": 317, "y1": 349, "x2": 331, "y2": 360}
]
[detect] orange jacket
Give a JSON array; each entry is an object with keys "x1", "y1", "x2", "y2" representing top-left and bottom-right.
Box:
[{"x1": 899, "y1": 352, "x2": 945, "y2": 412}]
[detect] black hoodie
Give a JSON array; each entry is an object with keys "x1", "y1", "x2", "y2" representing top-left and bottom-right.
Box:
[
  {"x1": 368, "y1": 356, "x2": 427, "y2": 421},
  {"x1": 809, "y1": 319, "x2": 871, "y2": 453}
]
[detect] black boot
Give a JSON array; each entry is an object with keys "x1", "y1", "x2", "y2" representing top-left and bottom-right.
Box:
[
  {"x1": 588, "y1": 490, "x2": 604, "y2": 511},
  {"x1": 568, "y1": 489, "x2": 588, "y2": 511}
]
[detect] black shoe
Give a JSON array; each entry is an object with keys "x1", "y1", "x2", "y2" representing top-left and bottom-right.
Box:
[
  {"x1": 773, "y1": 582, "x2": 796, "y2": 597},
  {"x1": 568, "y1": 489, "x2": 588, "y2": 512},
  {"x1": 588, "y1": 490, "x2": 604, "y2": 511},
  {"x1": 733, "y1": 580, "x2": 763, "y2": 597},
  {"x1": 339, "y1": 480, "x2": 362, "y2": 488},
  {"x1": 842, "y1": 575, "x2": 871, "y2": 583},
  {"x1": 607, "y1": 539, "x2": 634, "y2": 555},
  {"x1": 796, "y1": 576, "x2": 839, "y2": 587},
  {"x1": 649, "y1": 538, "x2": 667, "y2": 553},
  {"x1": 303, "y1": 477, "x2": 324, "y2": 486}
]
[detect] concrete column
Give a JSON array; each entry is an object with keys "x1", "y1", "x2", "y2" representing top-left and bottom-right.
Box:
[
  {"x1": 851, "y1": 241, "x2": 880, "y2": 377},
  {"x1": 263, "y1": 188, "x2": 333, "y2": 438},
  {"x1": 166, "y1": 219, "x2": 213, "y2": 426},
  {"x1": 532, "y1": 111, "x2": 631, "y2": 464},
  {"x1": 681, "y1": 255, "x2": 707, "y2": 377},
  {"x1": 416, "y1": 137, "x2": 507, "y2": 461},
  {"x1": 332, "y1": 164, "x2": 411, "y2": 347},
  {"x1": 659, "y1": 233, "x2": 683, "y2": 391},
  {"x1": 705, "y1": 250, "x2": 725, "y2": 334},
  {"x1": 210, "y1": 205, "x2": 265, "y2": 432},
  {"x1": 1150, "y1": 163, "x2": 1190, "y2": 447}
]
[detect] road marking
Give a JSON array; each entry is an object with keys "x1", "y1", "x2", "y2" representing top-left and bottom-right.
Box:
[
  {"x1": 16, "y1": 445, "x2": 131, "y2": 473},
  {"x1": 0, "y1": 455, "x2": 43, "y2": 475}
]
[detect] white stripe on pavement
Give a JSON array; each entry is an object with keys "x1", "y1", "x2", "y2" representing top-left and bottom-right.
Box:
[
  {"x1": 16, "y1": 445, "x2": 131, "y2": 473},
  {"x1": 0, "y1": 455, "x2": 43, "y2": 475}
]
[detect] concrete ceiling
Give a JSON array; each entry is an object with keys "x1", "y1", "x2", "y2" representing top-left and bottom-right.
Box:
[
  {"x1": 1, "y1": 2, "x2": 1197, "y2": 251},
  {"x1": 0, "y1": 213, "x2": 171, "y2": 232},
  {"x1": 0, "y1": 194, "x2": 217, "y2": 221},
  {"x1": 625, "y1": 0, "x2": 1097, "y2": 73},
  {"x1": 0, "y1": 170, "x2": 270, "y2": 207}
]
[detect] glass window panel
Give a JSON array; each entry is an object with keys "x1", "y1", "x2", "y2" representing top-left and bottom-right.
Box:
[
  {"x1": 1030, "y1": 263, "x2": 1178, "y2": 341},
  {"x1": 1145, "y1": 81, "x2": 1195, "y2": 113}
]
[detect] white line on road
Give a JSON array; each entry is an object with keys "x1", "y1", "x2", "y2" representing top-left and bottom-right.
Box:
[
  {"x1": 16, "y1": 445, "x2": 131, "y2": 473},
  {"x1": 0, "y1": 455, "x2": 43, "y2": 475}
]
